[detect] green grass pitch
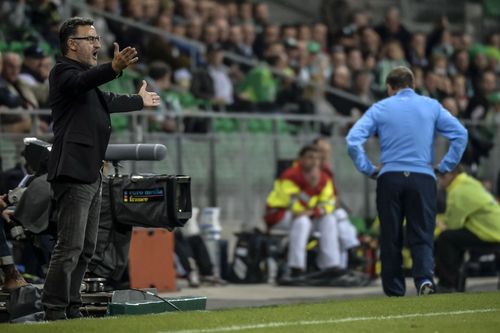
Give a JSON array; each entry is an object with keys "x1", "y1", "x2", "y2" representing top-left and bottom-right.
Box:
[{"x1": 2, "y1": 291, "x2": 500, "y2": 333}]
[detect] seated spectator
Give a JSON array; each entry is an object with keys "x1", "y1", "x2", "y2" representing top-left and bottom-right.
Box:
[
  {"x1": 146, "y1": 61, "x2": 178, "y2": 132},
  {"x1": 147, "y1": 62, "x2": 205, "y2": 132},
  {"x1": 465, "y1": 70, "x2": 497, "y2": 121},
  {"x1": 330, "y1": 47, "x2": 347, "y2": 71},
  {"x1": 19, "y1": 46, "x2": 52, "y2": 118},
  {"x1": 374, "y1": 6, "x2": 411, "y2": 54},
  {"x1": 19, "y1": 45, "x2": 45, "y2": 87},
  {"x1": 327, "y1": 65, "x2": 354, "y2": 116},
  {"x1": 0, "y1": 194, "x2": 28, "y2": 291},
  {"x1": 301, "y1": 74, "x2": 336, "y2": 133},
  {"x1": 174, "y1": 217, "x2": 225, "y2": 287},
  {"x1": 450, "y1": 74, "x2": 469, "y2": 114},
  {"x1": 449, "y1": 49, "x2": 471, "y2": 78},
  {"x1": 202, "y1": 24, "x2": 220, "y2": 46},
  {"x1": 431, "y1": 29, "x2": 454, "y2": 58},
  {"x1": 186, "y1": 16, "x2": 203, "y2": 41},
  {"x1": 313, "y1": 137, "x2": 362, "y2": 268},
  {"x1": 29, "y1": 0, "x2": 61, "y2": 49},
  {"x1": 78, "y1": 0, "x2": 117, "y2": 51},
  {"x1": 441, "y1": 96, "x2": 460, "y2": 118},
  {"x1": 346, "y1": 48, "x2": 364, "y2": 72},
  {"x1": 408, "y1": 32, "x2": 429, "y2": 68},
  {"x1": 253, "y1": 2, "x2": 270, "y2": 33},
  {"x1": 254, "y1": 23, "x2": 280, "y2": 59},
  {"x1": 359, "y1": 27, "x2": 381, "y2": 58},
  {"x1": 264, "y1": 145, "x2": 342, "y2": 277},
  {"x1": 352, "y1": 69, "x2": 375, "y2": 105},
  {"x1": 374, "y1": 40, "x2": 409, "y2": 90},
  {"x1": 421, "y1": 70, "x2": 441, "y2": 100},
  {"x1": 237, "y1": 52, "x2": 293, "y2": 112},
  {"x1": 0, "y1": 52, "x2": 38, "y2": 133},
  {"x1": 0, "y1": 0, "x2": 30, "y2": 40},
  {"x1": 435, "y1": 167, "x2": 500, "y2": 292},
  {"x1": 3, "y1": 52, "x2": 39, "y2": 110},
  {"x1": 173, "y1": 68, "x2": 205, "y2": 110},
  {"x1": 241, "y1": 22, "x2": 256, "y2": 59},
  {"x1": 191, "y1": 43, "x2": 233, "y2": 110},
  {"x1": 238, "y1": 1, "x2": 253, "y2": 24}
]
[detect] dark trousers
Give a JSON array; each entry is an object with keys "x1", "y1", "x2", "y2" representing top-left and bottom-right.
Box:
[
  {"x1": 435, "y1": 228, "x2": 500, "y2": 289},
  {"x1": 42, "y1": 177, "x2": 102, "y2": 317},
  {"x1": 174, "y1": 232, "x2": 213, "y2": 276},
  {"x1": 0, "y1": 218, "x2": 14, "y2": 265},
  {"x1": 376, "y1": 172, "x2": 437, "y2": 296}
]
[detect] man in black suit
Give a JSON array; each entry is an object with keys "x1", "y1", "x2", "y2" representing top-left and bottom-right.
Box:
[{"x1": 42, "y1": 17, "x2": 160, "y2": 321}]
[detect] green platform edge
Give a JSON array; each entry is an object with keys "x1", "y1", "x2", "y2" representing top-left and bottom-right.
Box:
[{"x1": 107, "y1": 296, "x2": 207, "y2": 316}]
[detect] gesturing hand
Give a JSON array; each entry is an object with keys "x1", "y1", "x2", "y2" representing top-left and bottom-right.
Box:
[
  {"x1": 138, "y1": 80, "x2": 161, "y2": 107},
  {"x1": 111, "y1": 42, "x2": 138, "y2": 73}
]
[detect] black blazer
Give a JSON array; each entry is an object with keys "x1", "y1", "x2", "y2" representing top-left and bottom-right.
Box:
[{"x1": 47, "y1": 57, "x2": 143, "y2": 183}]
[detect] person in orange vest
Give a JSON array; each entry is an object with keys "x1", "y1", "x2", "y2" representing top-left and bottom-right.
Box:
[
  {"x1": 313, "y1": 136, "x2": 361, "y2": 268},
  {"x1": 265, "y1": 144, "x2": 340, "y2": 277}
]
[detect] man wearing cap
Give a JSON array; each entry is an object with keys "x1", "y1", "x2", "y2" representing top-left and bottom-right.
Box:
[
  {"x1": 19, "y1": 45, "x2": 46, "y2": 86},
  {"x1": 19, "y1": 45, "x2": 52, "y2": 119},
  {"x1": 346, "y1": 66, "x2": 468, "y2": 296}
]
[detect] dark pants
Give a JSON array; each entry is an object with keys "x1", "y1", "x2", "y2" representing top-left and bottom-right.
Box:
[
  {"x1": 376, "y1": 172, "x2": 436, "y2": 296},
  {"x1": 42, "y1": 177, "x2": 102, "y2": 317},
  {"x1": 0, "y1": 218, "x2": 14, "y2": 265},
  {"x1": 174, "y1": 232, "x2": 213, "y2": 276},
  {"x1": 435, "y1": 228, "x2": 500, "y2": 289}
]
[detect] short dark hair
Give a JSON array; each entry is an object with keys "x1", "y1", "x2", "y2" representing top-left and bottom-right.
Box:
[
  {"x1": 148, "y1": 61, "x2": 171, "y2": 80},
  {"x1": 298, "y1": 144, "x2": 320, "y2": 157},
  {"x1": 386, "y1": 66, "x2": 414, "y2": 90},
  {"x1": 59, "y1": 17, "x2": 94, "y2": 55}
]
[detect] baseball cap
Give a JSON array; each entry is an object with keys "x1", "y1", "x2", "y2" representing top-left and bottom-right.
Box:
[{"x1": 24, "y1": 45, "x2": 46, "y2": 59}]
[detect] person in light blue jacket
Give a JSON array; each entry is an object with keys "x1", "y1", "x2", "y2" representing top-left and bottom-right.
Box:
[{"x1": 346, "y1": 66, "x2": 468, "y2": 296}]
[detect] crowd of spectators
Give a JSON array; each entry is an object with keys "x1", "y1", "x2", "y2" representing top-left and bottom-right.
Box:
[{"x1": 0, "y1": 1, "x2": 499, "y2": 155}]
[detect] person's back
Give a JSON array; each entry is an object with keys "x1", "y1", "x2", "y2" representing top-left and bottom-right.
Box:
[
  {"x1": 372, "y1": 89, "x2": 441, "y2": 175},
  {"x1": 346, "y1": 66, "x2": 467, "y2": 297},
  {"x1": 347, "y1": 73, "x2": 467, "y2": 178},
  {"x1": 445, "y1": 172, "x2": 500, "y2": 242},
  {"x1": 435, "y1": 169, "x2": 500, "y2": 291}
]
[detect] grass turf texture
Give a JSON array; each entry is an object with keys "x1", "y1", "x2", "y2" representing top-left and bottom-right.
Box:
[{"x1": 2, "y1": 291, "x2": 500, "y2": 333}]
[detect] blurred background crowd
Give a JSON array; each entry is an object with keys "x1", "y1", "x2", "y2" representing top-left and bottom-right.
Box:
[{"x1": 1, "y1": 0, "x2": 500, "y2": 168}]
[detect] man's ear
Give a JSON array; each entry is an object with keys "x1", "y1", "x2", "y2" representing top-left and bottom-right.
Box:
[
  {"x1": 386, "y1": 84, "x2": 393, "y2": 96},
  {"x1": 68, "y1": 39, "x2": 77, "y2": 52}
]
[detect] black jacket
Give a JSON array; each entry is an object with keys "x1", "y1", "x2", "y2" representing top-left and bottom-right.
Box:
[{"x1": 47, "y1": 57, "x2": 143, "y2": 183}]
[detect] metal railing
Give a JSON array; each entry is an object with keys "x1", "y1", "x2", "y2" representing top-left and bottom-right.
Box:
[{"x1": 1, "y1": 108, "x2": 499, "y2": 231}]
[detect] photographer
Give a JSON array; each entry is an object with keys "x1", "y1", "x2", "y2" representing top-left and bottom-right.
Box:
[{"x1": 0, "y1": 194, "x2": 28, "y2": 291}]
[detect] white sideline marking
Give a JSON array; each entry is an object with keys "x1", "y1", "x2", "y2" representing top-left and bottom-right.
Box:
[{"x1": 158, "y1": 308, "x2": 499, "y2": 333}]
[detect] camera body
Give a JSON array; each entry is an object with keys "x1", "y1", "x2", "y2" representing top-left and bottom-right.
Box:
[
  {"x1": 107, "y1": 174, "x2": 192, "y2": 231},
  {"x1": 16, "y1": 138, "x2": 192, "y2": 232}
]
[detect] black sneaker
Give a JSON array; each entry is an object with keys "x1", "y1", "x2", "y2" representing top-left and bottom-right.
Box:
[
  {"x1": 44, "y1": 310, "x2": 67, "y2": 321},
  {"x1": 436, "y1": 283, "x2": 456, "y2": 294},
  {"x1": 418, "y1": 280, "x2": 435, "y2": 296}
]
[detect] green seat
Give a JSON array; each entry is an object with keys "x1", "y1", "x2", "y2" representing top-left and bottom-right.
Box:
[
  {"x1": 485, "y1": 0, "x2": 500, "y2": 16},
  {"x1": 214, "y1": 118, "x2": 238, "y2": 133}
]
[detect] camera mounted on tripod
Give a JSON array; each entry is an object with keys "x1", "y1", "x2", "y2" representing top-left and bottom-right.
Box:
[{"x1": 17, "y1": 138, "x2": 192, "y2": 232}]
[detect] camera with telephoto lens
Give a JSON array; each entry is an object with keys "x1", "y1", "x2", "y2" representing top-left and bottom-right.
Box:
[{"x1": 19, "y1": 138, "x2": 192, "y2": 231}]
